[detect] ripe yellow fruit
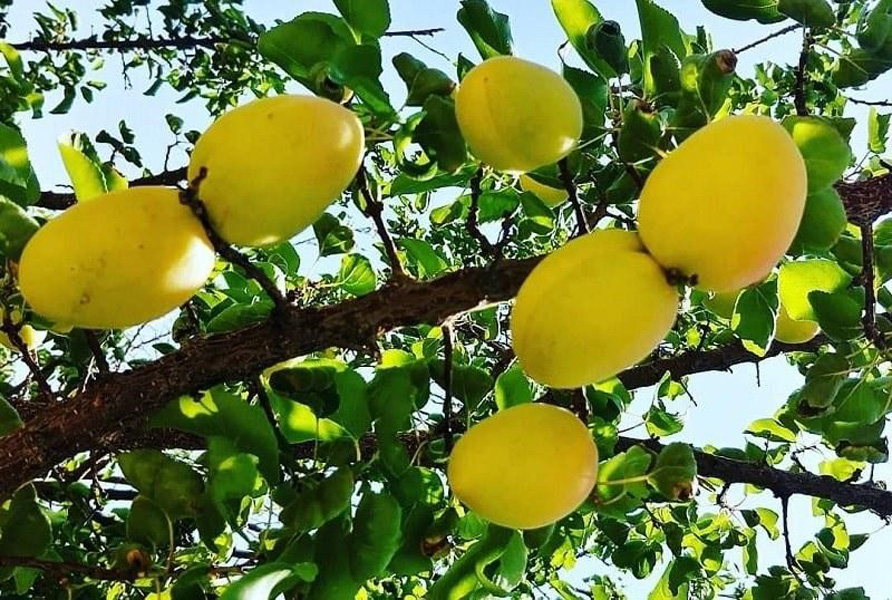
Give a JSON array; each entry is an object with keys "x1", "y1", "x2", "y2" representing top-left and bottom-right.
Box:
[
  {"x1": 0, "y1": 308, "x2": 46, "y2": 352},
  {"x1": 447, "y1": 403, "x2": 598, "y2": 529},
  {"x1": 638, "y1": 115, "x2": 807, "y2": 292},
  {"x1": 18, "y1": 187, "x2": 215, "y2": 330},
  {"x1": 455, "y1": 56, "x2": 583, "y2": 173},
  {"x1": 511, "y1": 230, "x2": 679, "y2": 389},
  {"x1": 188, "y1": 95, "x2": 365, "y2": 247},
  {"x1": 519, "y1": 174, "x2": 568, "y2": 207},
  {"x1": 775, "y1": 303, "x2": 820, "y2": 344},
  {"x1": 704, "y1": 289, "x2": 741, "y2": 320}
]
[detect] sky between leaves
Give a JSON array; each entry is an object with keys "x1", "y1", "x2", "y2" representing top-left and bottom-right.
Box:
[{"x1": 6, "y1": 0, "x2": 892, "y2": 597}]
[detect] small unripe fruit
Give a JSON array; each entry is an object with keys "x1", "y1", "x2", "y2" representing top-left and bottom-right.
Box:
[
  {"x1": 448, "y1": 403, "x2": 598, "y2": 529},
  {"x1": 638, "y1": 115, "x2": 807, "y2": 292},
  {"x1": 455, "y1": 56, "x2": 583, "y2": 173},
  {"x1": 511, "y1": 230, "x2": 679, "y2": 388},
  {"x1": 188, "y1": 95, "x2": 365, "y2": 247},
  {"x1": 19, "y1": 187, "x2": 215, "y2": 330},
  {"x1": 519, "y1": 174, "x2": 568, "y2": 207},
  {"x1": 775, "y1": 303, "x2": 820, "y2": 344}
]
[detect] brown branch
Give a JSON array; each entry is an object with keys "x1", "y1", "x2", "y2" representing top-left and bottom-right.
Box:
[
  {"x1": 442, "y1": 323, "x2": 455, "y2": 452},
  {"x1": 384, "y1": 28, "x2": 445, "y2": 38},
  {"x1": 733, "y1": 24, "x2": 801, "y2": 54},
  {"x1": 780, "y1": 495, "x2": 800, "y2": 575},
  {"x1": 467, "y1": 167, "x2": 496, "y2": 255},
  {"x1": 558, "y1": 158, "x2": 589, "y2": 237},
  {"x1": 794, "y1": 31, "x2": 812, "y2": 116},
  {"x1": 0, "y1": 315, "x2": 53, "y2": 399},
  {"x1": 0, "y1": 555, "x2": 131, "y2": 582},
  {"x1": 36, "y1": 167, "x2": 187, "y2": 210},
  {"x1": 179, "y1": 168, "x2": 290, "y2": 320},
  {"x1": 355, "y1": 166, "x2": 407, "y2": 281},
  {"x1": 10, "y1": 36, "x2": 224, "y2": 53},
  {"x1": 859, "y1": 222, "x2": 885, "y2": 348},
  {"x1": 84, "y1": 331, "x2": 110, "y2": 376}
]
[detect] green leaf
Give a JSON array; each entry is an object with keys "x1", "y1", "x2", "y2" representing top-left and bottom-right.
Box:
[
  {"x1": 595, "y1": 445, "x2": 652, "y2": 517},
  {"x1": 0, "y1": 485, "x2": 52, "y2": 558},
  {"x1": 281, "y1": 468, "x2": 354, "y2": 531},
  {"x1": 868, "y1": 108, "x2": 890, "y2": 154},
  {"x1": 57, "y1": 132, "x2": 108, "y2": 201},
  {"x1": 745, "y1": 417, "x2": 797, "y2": 443},
  {"x1": 0, "y1": 122, "x2": 40, "y2": 206},
  {"x1": 457, "y1": 0, "x2": 513, "y2": 60},
  {"x1": 127, "y1": 495, "x2": 170, "y2": 550},
  {"x1": 783, "y1": 116, "x2": 852, "y2": 193},
  {"x1": 349, "y1": 491, "x2": 403, "y2": 582},
  {"x1": 150, "y1": 389, "x2": 280, "y2": 484},
  {"x1": 205, "y1": 302, "x2": 272, "y2": 333},
  {"x1": 392, "y1": 53, "x2": 456, "y2": 107},
  {"x1": 0, "y1": 397, "x2": 21, "y2": 437},
  {"x1": 612, "y1": 540, "x2": 660, "y2": 578},
  {"x1": 269, "y1": 361, "x2": 342, "y2": 418},
  {"x1": 329, "y1": 44, "x2": 395, "y2": 117},
  {"x1": 648, "y1": 443, "x2": 696, "y2": 500},
  {"x1": 221, "y1": 563, "x2": 313, "y2": 600},
  {"x1": 0, "y1": 196, "x2": 37, "y2": 262},
  {"x1": 798, "y1": 353, "x2": 850, "y2": 410},
  {"x1": 314, "y1": 212, "x2": 355, "y2": 257},
  {"x1": 858, "y1": 0, "x2": 892, "y2": 50},
  {"x1": 562, "y1": 65, "x2": 608, "y2": 140},
  {"x1": 791, "y1": 188, "x2": 848, "y2": 253},
  {"x1": 834, "y1": 48, "x2": 892, "y2": 89},
  {"x1": 334, "y1": 0, "x2": 391, "y2": 38},
  {"x1": 207, "y1": 437, "x2": 261, "y2": 509},
  {"x1": 778, "y1": 0, "x2": 835, "y2": 28},
  {"x1": 743, "y1": 507, "x2": 781, "y2": 540},
  {"x1": 414, "y1": 96, "x2": 467, "y2": 173},
  {"x1": 636, "y1": 0, "x2": 689, "y2": 95},
  {"x1": 431, "y1": 361, "x2": 493, "y2": 410},
  {"x1": 645, "y1": 403, "x2": 684, "y2": 437},
  {"x1": 779, "y1": 259, "x2": 851, "y2": 322},
  {"x1": 519, "y1": 191, "x2": 556, "y2": 234},
  {"x1": 257, "y1": 12, "x2": 354, "y2": 81},
  {"x1": 699, "y1": 0, "x2": 786, "y2": 23},
  {"x1": 810, "y1": 288, "x2": 865, "y2": 341},
  {"x1": 731, "y1": 281, "x2": 778, "y2": 356},
  {"x1": 118, "y1": 450, "x2": 204, "y2": 518},
  {"x1": 339, "y1": 254, "x2": 376, "y2": 296},
  {"x1": 398, "y1": 238, "x2": 448, "y2": 278},
  {"x1": 589, "y1": 20, "x2": 629, "y2": 75},
  {"x1": 551, "y1": 0, "x2": 615, "y2": 77},
  {"x1": 495, "y1": 365, "x2": 533, "y2": 410}
]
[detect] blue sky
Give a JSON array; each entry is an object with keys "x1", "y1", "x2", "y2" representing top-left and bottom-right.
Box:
[{"x1": 6, "y1": 1, "x2": 891, "y2": 597}]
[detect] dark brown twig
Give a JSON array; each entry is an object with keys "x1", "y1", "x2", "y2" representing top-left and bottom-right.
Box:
[
  {"x1": 179, "y1": 168, "x2": 289, "y2": 320},
  {"x1": 558, "y1": 158, "x2": 589, "y2": 237},
  {"x1": 467, "y1": 167, "x2": 496, "y2": 255},
  {"x1": 0, "y1": 556, "x2": 132, "y2": 582},
  {"x1": 846, "y1": 97, "x2": 892, "y2": 107},
  {"x1": 859, "y1": 222, "x2": 886, "y2": 348},
  {"x1": 733, "y1": 24, "x2": 801, "y2": 54},
  {"x1": 0, "y1": 314, "x2": 53, "y2": 399},
  {"x1": 355, "y1": 166, "x2": 407, "y2": 281},
  {"x1": 794, "y1": 31, "x2": 812, "y2": 116},
  {"x1": 11, "y1": 35, "x2": 224, "y2": 53},
  {"x1": 384, "y1": 28, "x2": 446, "y2": 38},
  {"x1": 442, "y1": 323, "x2": 455, "y2": 452},
  {"x1": 780, "y1": 495, "x2": 802, "y2": 578},
  {"x1": 84, "y1": 331, "x2": 110, "y2": 375}
]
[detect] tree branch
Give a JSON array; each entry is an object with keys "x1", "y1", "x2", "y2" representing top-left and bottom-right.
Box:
[
  {"x1": 794, "y1": 31, "x2": 812, "y2": 116},
  {"x1": 36, "y1": 167, "x2": 187, "y2": 210},
  {"x1": 733, "y1": 24, "x2": 801, "y2": 54},
  {"x1": 0, "y1": 556, "x2": 131, "y2": 582},
  {"x1": 558, "y1": 158, "x2": 589, "y2": 237},
  {"x1": 859, "y1": 222, "x2": 885, "y2": 348},
  {"x1": 355, "y1": 165, "x2": 408, "y2": 281}
]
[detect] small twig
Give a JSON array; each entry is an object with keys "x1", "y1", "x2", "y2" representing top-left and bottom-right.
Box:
[
  {"x1": 355, "y1": 165, "x2": 407, "y2": 281},
  {"x1": 11, "y1": 35, "x2": 224, "y2": 53},
  {"x1": 733, "y1": 24, "x2": 801, "y2": 54},
  {"x1": 467, "y1": 168, "x2": 498, "y2": 256},
  {"x1": 847, "y1": 97, "x2": 892, "y2": 107},
  {"x1": 859, "y1": 222, "x2": 886, "y2": 348},
  {"x1": 84, "y1": 331, "x2": 110, "y2": 376},
  {"x1": 384, "y1": 28, "x2": 445, "y2": 38},
  {"x1": 0, "y1": 314, "x2": 53, "y2": 399},
  {"x1": 794, "y1": 31, "x2": 812, "y2": 116},
  {"x1": 0, "y1": 555, "x2": 132, "y2": 582},
  {"x1": 442, "y1": 323, "x2": 455, "y2": 453},
  {"x1": 179, "y1": 168, "x2": 290, "y2": 320},
  {"x1": 780, "y1": 495, "x2": 802, "y2": 579},
  {"x1": 558, "y1": 158, "x2": 589, "y2": 237},
  {"x1": 248, "y1": 380, "x2": 292, "y2": 460}
]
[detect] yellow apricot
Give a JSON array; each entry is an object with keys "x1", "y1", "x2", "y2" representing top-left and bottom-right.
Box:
[
  {"x1": 18, "y1": 187, "x2": 214, "y2": 330},
  {"x1": 511, "y1": 230, "x2": 679, "y2": 389},
  {"x1": 0, "y1": 308, "x2": 46, "y2": 352},
  {"x1": 520, "y1": 174, "x2": 568, "y2": 207},
  {"x1": 704, "y1": 289, "x2": 741, "y2": 320},
  {"x1": 455, "y1": 56, "x2": 583, "y2": 173},
  {"x1": 775, "y1": 303, "x2": 820, "y2": 344},
  {"x1": 447, "y1": 403, "x2": 598, "y2": 529},
  {"x1": 188, "y1": 95, "x2": 364, "y2": 247},
  {"x1": 638, "y1": 115, "x2": 807, "y2": 292}
]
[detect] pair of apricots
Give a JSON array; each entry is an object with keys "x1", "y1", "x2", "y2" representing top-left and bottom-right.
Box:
[{"x1": 13, "y1": 56, "x2": 814, "y2": 531}]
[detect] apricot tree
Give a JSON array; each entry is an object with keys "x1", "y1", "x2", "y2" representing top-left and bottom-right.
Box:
[{"x1": 1, "y1": 0, "x2": 892, "y2": 599}]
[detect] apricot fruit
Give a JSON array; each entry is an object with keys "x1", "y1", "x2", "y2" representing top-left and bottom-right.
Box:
[
  {"x1": 520, "y1": 174, "x2": 568, "y2": 207},
  {"x1": 775, "y1": 303, "x2": 820, "y2": 344},
  {"x1": 638, "y1": 115, "x2": 807, "y2": 292},
  {"x1": 18, "y1": 187, "x2": 215, "y2": 330},
  {"x1": 447, "y1": 403, "x2": 598, "y2": 529},
  {"x1": 188, "y1": 95, "x2": 365, "y2": 247},
  {"x1": 704, "y1": 289, "x2": 741, "y2": 320},
  {"x1": 455, "y1": 56, "x2": 583, "y2": 173},
  {"x1": 511, "y1": 230, "x2": 679, "y2": 388}
]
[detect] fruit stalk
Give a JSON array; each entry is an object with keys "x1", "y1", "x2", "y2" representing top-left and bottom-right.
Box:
[
  {"x1": 355, "y1": 165, "x2": 408, "y2": 281},
  {"x1": 557, "y1": 158, "x2": 589, "y2": 236},
  {"x1": 178, "y1": 168, "x2": 290, "y2": 320}
]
